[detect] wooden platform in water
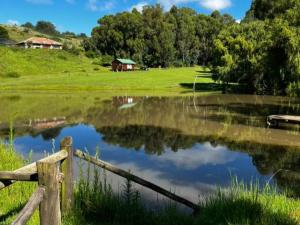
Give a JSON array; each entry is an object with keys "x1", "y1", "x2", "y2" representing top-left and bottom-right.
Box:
[{"x1": 267, "y1": 115, "x2": 300, "y2": 125}]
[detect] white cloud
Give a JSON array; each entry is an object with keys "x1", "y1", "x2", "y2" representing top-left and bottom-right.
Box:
[
  {"x1": 157, "y1": 0, "x2": 197, "y2": 11},
  {"x1": 87, "y1": 0, "x2": 115, "y2": 11},
  {"x1": 26, "y1": 0, "x2": 52, "y2": 4},
  {"x1": 153, "y1": 142, "x2": 238, "y2": 170},
  {"x1": 200, "y1": 0, "x2": 232, "y2": 11},
  {"x1": 236, "y1": 19, "x2": 241, "y2": 23},
  {"x1": 130, "y1": 2, "x2": 148, "y2": 13},
  {"x1": 7, "y1": 19, "x2": 19, "y2": 25}
]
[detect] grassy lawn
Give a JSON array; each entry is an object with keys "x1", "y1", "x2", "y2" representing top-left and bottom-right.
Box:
[
  {"x1": 0, "y1": 47, "x2": 214, "y2": 95},
  {"x1": 0, "y1": 67, "x2": 213, "y2": 94}
]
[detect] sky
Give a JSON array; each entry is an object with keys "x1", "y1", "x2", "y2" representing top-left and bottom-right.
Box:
[{"x1": 0, "y1": 0, "x2": 252, "y2": 35}]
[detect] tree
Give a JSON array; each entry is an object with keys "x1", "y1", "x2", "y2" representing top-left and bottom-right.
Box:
[
  {"x1": 0, "y1": 26, "x2": 9, "y2": 39},
  {"x1": 245, "y1": 0, "x2": 297, "y2": 21},
  {"x1": 143, "y1": 5, "x2": 175, "y2": 67},
  {"x1": 62, "y1": 31, "x2": 76, "y2": 38},
  {"x1": 35, "y1": 21, "x2": 60, "y2": 36},
  {"x1": 21, "y1": 22, "x2": 35, "y2": 29}
]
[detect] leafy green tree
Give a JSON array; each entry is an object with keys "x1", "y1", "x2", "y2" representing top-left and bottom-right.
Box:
[
  {"x1": 143, "y1": 5, "x2": 175, "y2": 67},
  {"x1": 168, "y1": 6, "x2": 198, "y2": 66},
  {"x1": 35, "y1": 21, "x2": 60, "y2": 36},
  {"x1": 21, "y1": 22, "x2": 35, "y2": 29},
  {"x1": 0, "y1": 26, "x2": 9, "y2": 39}
]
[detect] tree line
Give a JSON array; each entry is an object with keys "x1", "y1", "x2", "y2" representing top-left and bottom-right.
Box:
[
  {"x1": 83, "y1": 5, "x2": 235, "y2": 67},
  {"x1": 212, "y1": 0, "x2": 300, "y2": 96},
  {"x1": 85, "y1": 0, "x2": 300, "y2": 96},
  {"x1": 21, "y1": 21, "x2": 87, "y2": 38}
]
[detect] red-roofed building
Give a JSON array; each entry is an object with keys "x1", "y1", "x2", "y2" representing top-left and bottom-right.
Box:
[{"x1": 17, "y1": 37, "x2": 63, "y2": 49}]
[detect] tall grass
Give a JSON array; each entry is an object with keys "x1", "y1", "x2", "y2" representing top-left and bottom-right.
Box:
[
  {"x1": 64, "y1": 154, "x2": 300, "y2": 225},
  {"x1": 0, "y1": 142, "x2": 38, "y2": 225}
]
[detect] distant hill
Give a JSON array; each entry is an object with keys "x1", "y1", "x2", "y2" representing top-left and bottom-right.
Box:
[{"x1": 0, "y1": 24, "x2": 83, "y2": 49}]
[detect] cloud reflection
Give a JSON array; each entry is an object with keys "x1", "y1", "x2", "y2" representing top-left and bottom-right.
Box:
[{"x1": 152, "y1": 142, "x2": 238, "y2": 170}]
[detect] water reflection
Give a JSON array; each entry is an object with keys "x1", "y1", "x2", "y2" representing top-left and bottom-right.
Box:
[{"x1": 0, "y1": 93, "x2": 299, "y2": 198}]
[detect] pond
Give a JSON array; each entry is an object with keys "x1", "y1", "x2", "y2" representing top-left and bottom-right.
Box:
[{"x1": 1, "y1": 92, "x2": 300, "y2": 202}]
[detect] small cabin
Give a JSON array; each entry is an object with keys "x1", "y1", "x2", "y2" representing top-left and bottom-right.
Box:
[
  {"x1": 112, "y1": 59, "x2": 136, "y2": 72},
  {"x1": 17, "y1": 37, "x2": 63, "y2": 49}
]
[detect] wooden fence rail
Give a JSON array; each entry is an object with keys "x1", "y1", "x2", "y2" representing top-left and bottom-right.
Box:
[
  {"x1": 0, "y1": 136, "x2": 200, "y2": 225},
  {"x1": 12, "y1": 186, "x2": 45, "y2": 225},
  {"x1": 75, "y1": 149, "x2": 200, "y2": 211},
  {"x1": 0, "y1": 137, "x2": 72, "y2": 225}
]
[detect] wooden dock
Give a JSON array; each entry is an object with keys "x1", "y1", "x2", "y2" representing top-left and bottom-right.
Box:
[{"x1": 267, "y1": 115, "x2": 300, "y2": 126}]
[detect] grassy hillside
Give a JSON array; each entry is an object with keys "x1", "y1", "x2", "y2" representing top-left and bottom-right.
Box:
[
  {"x1": 1, "y1": 24, "x2": 83, "y2": 48},
  {"x1": 0, "y1": 46, "x2": 106, "y2": 77}
]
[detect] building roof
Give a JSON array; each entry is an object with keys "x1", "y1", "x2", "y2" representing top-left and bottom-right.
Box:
[
  {"x1": 18, "y1": 37, "x2": 63, "y2": 46},
  {"x1": 115, "y1": 58, "x2": 136, "y2": 65}
]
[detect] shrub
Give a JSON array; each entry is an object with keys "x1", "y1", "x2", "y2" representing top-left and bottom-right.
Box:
[
  {"x1": 0, "y1": 26, "x2": 9, "y2": 39},
  {"x1": 3, "y1": 72, "x2": 21, "y2": 78},
  {"x1": 63, "y1": 42, "x2": 80, "y2": 55},
  {"x1": 85, "y1": 50, "x2": 98, "y2": 58},
  {"x1": 101, "y1": 55, "x2": 113, "y2": 67},
  {"x1": 94, "y1": 67, "x2": 100, "y2": 71},
  {"x1": 287, "y1": 82, "x2": 300, "y2": 97},
  {"x1": 58, "y1": 54, "x2": 67, "y2": 60}
]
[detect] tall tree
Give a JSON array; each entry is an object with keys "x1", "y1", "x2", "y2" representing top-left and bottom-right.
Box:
[
  {"x1": 168, "y1": 6, "x2": 198, "y2": 66},
  {"x1": 142, "y1": 5, "x2": 175, "y2": 67},
  {"x1": 35, "y1": 21, "x2": 60, "y2": 36}
]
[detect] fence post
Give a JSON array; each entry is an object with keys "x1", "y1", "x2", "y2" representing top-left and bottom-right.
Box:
[
  {"x1": 37, "y1": 161, "x2": 61, "y2": 225},
  {"x1": 60, "y1": 137, "x2": 74, "y2": 214}
]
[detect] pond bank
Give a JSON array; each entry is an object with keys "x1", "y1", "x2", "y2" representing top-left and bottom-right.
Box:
[{"x1": 1, "y1": 143, "x2": 299, "y2": 225}]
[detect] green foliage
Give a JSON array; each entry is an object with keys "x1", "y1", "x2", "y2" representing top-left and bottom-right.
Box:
[
  {"x1": 21, "y1": 22, "x2": 34, "y2": 29},
  {"x1": 86, "y1": 6, "x2": 234, "y2": 67},
  {"x1": 63, "y1": 42, "x2": 81, "y2": 55},
  {"x1": 0, "y1": 26, "x2": 9, "y2": 39},
  {"x1": 287, "y1": 82, "x2": 300, "y2": 96},
  {"x1": 212, "y1": 0, "x2": 300, "y2": 96},
  {"x1": 2, "y1": 72, "x2": 21, "y2": 78},
  {"x1": 0, "y1": 142, "x2": 38, "y2": 225},
  {"x1": 35, "y1": 20, "x2": 60, "y2": 36}
]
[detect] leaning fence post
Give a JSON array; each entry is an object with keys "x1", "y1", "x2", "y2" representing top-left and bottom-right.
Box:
[
  {"x1": 37, "y1": 161, "x2": 61, "y2": 225},
  {"x1": 60, "y1": 136, "x2": 74, "y2": 213}
]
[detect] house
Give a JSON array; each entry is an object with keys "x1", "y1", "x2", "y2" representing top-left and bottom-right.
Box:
[
  {"x1": 112, "y1": 58, "x2": 136, "y2": 72},
  {"x1": 17, "y1": 37, "x2": 63, "y2": 49}
]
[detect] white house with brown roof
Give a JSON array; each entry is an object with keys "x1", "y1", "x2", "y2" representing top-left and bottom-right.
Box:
[{"x1": 17, "y1": 37, "x2": 63, "y2": 49}]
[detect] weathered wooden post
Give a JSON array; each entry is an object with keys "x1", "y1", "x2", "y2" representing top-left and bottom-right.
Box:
[
  {"x1": 37, "y1": 161, "x2": 61, "y2": 225},
  {"x1": 60, "y1": 136, "x2": 74, "y2": 213}
]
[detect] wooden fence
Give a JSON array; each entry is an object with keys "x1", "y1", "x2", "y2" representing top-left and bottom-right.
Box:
[{"x1": 0, "y1": 137, "x2": 199, "y2": 225}]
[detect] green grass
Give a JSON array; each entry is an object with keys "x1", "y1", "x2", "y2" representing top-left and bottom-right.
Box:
[
  {"x1": 0, "y1": 142, "x2": 38, "y2": 225},
  {"x1": 0, "y1": 46, "x2": 214, "y2": 95},
  {"x1": 65, "y1": 159, "x2": 300, "y2": 225}
]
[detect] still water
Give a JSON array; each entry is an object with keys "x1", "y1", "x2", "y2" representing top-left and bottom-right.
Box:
[{"x1": 1, "y1": 92, "x2": 300, "y2": 201}]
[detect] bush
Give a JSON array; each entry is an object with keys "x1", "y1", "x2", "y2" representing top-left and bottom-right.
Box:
[
  {"x1": 0, "y1": 26, "x2": 9, "y2": 39},
  {"x1": 287, "y1": 82, "x2": 300, "y2": 97},
  {"x1": 101, "y1": 55, "x2": 113, "y2": 67},
  {"x1": 63, "y1": 42, "x2": 80, "y2": 55},
  {"x1": 85, "y1": 50, "x2": 99, "y2": 58},
  {"x1": 94, "y1": 67, "x2": 100, "y2": 71},
  {"x1": 3, "y1": 72, "x2": 21, "y2": 78},
  {"x1": 58, "y1": 54, "x2": 67, "y2": 60}
]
